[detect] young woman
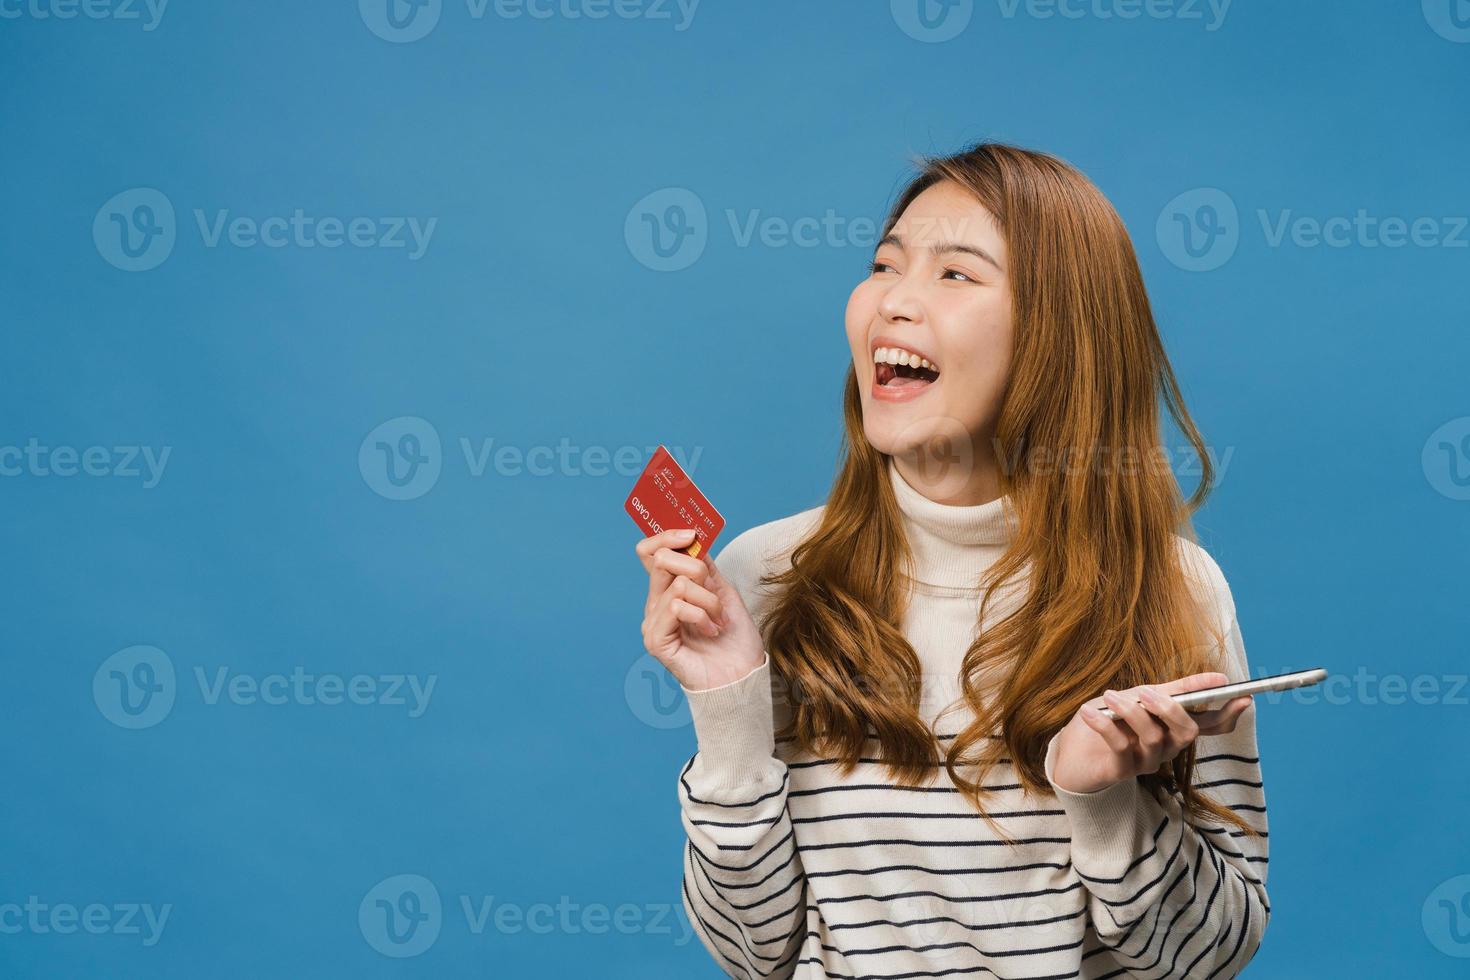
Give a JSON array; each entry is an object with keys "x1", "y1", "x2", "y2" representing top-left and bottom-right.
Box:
[{"x1": 635, "y1": 142, "x2": 1268, "y2": 979}]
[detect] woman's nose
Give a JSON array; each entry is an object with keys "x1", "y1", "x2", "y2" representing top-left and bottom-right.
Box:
[{"x1": 877, "y1": 273, "x2": 924, "y2": 324}]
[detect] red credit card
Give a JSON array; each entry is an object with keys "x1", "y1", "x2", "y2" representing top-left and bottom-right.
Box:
[{"x1": 624, "y1": 445, "x2": 725, "y2": 559}]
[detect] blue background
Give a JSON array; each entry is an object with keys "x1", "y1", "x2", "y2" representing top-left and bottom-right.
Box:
[{"x1": 2, "y1": 0, "x2": 1468, "y2": 976}]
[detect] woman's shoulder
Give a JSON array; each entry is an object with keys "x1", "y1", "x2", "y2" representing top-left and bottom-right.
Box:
[
  {"x1": 1172, "y1": 533, "x2": 1248, "y2": 676},
  {"x1": 1172, "y1": 535, "x2": 1237, "y2": 622},
  {"x1": 712, "y1": 503, "x2": 825, "y2": 611}
]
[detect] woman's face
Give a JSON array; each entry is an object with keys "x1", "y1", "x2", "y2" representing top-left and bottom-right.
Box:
[{"x1": 845, "y1": 180, "x2": 1014, "y2": 485}]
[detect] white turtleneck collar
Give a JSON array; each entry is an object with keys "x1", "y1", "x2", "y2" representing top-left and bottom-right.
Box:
[{"x1": 886, "y1": 456, "x2": 1017, "y2": 591}]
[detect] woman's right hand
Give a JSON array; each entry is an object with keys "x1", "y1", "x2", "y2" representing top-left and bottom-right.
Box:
[{"x1": 636, "y1": 528, "x2": 765, "y2": 692}]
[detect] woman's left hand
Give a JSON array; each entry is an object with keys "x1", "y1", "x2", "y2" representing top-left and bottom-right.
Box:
[{"x1": 1049, "y1": 672, "x2": 1253, "y2": 795}]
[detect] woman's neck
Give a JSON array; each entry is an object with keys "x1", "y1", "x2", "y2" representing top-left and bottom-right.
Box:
[
  {"x1": 890, "y1": 442, "x2": 1003, "y2": 507},
  {"x1": 886, "y1": 455, "x2": 1016, "y2": 590}
]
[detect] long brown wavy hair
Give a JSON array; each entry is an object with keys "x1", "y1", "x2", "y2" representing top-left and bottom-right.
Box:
[{"x1": 758, "y1": 141, "x2": 1259, "y2": 841}]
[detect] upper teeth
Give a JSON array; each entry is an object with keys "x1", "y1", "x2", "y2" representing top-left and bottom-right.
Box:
[{"x1": 874, "y1": 346, "x2": 937, "y2": 371}]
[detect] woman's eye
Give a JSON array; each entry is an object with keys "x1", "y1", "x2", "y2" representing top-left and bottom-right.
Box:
[
  {"x1": 869, "y1": 260, "x2": 896, "y2": 275},
  {"x1": 941, "y1": 268, "x2": 973, "y2": 282}
]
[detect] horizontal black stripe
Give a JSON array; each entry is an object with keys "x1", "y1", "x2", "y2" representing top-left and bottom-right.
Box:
[
  {"x1": 794, "y1": 809, "x2": 1064, "y2": 826},
  {"x1": 1192, "y1": 834, "x2": 1269, "y2": 864},
  {"x1": 806, "y1": 859, "x2": 1072, "y2": 881},
  {"x1": 799, "y1": 836, "x2": 1072, "y2": 854},
  {"x1": 808, "y1": 928, "x2": 1085, "y2": 962},
  {"x1": 816, "y1": 903, "x2": 1087, "y2": 935},
  {"x1": 790, "y1": 756, "x2": 1015, "y2": 770},
  {"x1": 691, "y1": 813, "x2": 783, "y2": 830},
  {"x1": 791, "y1": 781, "x2": 1022, "y2": 798},
  {"x1": 817, "y1": 881, "x2": 1085, "y2": 907},
  {"x1": 1197, "y1": 823, "x2": 1268, "y2": 840},
  {"x1": 681, "y1": 755, "x2": 789, "y2": 808},
  {"x1": 796, "y1": 954, "x2": 1080, "y2": 980},
  {"x1": 778, "y1": 732, "x2": 980, "y2": 744},
  {"x1": 1193, "y1": 777, "x2": 1264, "y2": 790}
]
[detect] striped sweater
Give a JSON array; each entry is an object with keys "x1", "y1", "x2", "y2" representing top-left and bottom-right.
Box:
[{"x1": 676, "y1": 459, "x2": 1270, "y2": 979}]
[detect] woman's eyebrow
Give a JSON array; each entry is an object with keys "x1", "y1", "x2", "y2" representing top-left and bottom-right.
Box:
[{"x1": 876, "y1": 233, "x2": 1003, "y2": 272}]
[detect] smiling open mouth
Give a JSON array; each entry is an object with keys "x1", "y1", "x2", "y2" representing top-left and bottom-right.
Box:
[{"x1": 874, "y1": 345, "x2": 940, "y2": 389}]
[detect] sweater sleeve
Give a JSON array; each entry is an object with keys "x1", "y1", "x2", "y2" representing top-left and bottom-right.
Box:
[
  {"x1": 676, "y1": 531, "x2": 808, "y2": 979},
  {"x1": 678, "y1": 654, "x2": 807, "y2": 978},
  {"x1": 1044, "y1": 612, "x2": 1271, "y2": 977}
]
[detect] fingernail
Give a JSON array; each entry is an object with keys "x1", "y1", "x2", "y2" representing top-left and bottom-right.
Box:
[{"x1": 677, "y1": 528, "x2": 696, "y2": 538}]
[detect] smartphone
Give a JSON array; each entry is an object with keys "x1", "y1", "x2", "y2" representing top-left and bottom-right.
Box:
[{"x1": 1094, "y1": 667, "x2": 1328, "y2": 720}]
